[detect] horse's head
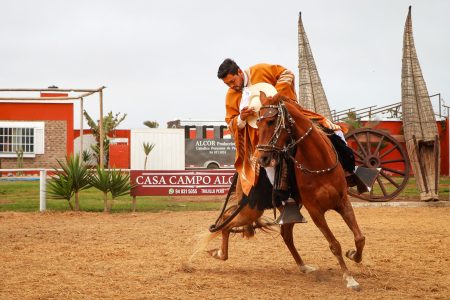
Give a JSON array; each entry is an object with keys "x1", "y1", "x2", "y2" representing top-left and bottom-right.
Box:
[{"x1": 256, "y1": 92, "x2": 291, "y2": 167}]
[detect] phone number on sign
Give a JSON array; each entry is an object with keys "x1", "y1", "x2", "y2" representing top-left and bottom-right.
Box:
[
  {"x1": 168, "y1": 188, "x2": 198, "y2": 195},
  {"x1": 167, "y1": 188, "x2": 227, "y2": 195}
]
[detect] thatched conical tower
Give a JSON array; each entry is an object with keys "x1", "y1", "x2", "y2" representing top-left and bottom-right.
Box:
[
  {"x1": 401, "y1": 6, "x2": 440, "y2": 201},
  {"x1": 297, "y1": 12, "x2": 332, "y2": 120}
]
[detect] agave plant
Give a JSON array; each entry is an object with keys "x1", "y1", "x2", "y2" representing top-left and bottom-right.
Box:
[
  {"x1": 52, "y1": 154, "x2": 91, "y2": 211},
  {"x1": 47, "y1": 172, "x2": 75, "y2": 210}
]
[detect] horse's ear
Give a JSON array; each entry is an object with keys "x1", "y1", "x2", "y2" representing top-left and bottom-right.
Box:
[{"x1": 259, "y1": 91, "x2": 267, "y2": 102}]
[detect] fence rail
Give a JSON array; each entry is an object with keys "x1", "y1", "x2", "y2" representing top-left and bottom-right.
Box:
[
  {"x1": 332, "y1": 93, "x2": 447, "y2": 123},
  {"x1": 0, "y1": 168, "x2": 132, "y2": 212}
]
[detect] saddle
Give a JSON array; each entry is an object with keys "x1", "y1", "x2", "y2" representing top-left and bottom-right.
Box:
[
  {"x1": 325, "y1": 129, "x2": 379, "y2": 193},
  {"x1": 275, "y1": 127, "x2": 378, "y2": 195}
]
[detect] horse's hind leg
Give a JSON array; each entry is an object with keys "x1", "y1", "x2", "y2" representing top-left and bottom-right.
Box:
[
  {"x1": 280, "y1": 223, "x2": 316, "y2": 273},
  {"x1": 337, "y1": 200, "x2": 365, "y2": 263},
  {"x1": 309, "y1": 209, "x2": 360, "y2": 290}
]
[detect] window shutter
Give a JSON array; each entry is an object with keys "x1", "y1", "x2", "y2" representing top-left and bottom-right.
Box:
[{"x1": 34, "y1": 127, "x2": 45, "y2": 154}]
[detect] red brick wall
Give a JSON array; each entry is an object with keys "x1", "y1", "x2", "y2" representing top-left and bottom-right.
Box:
[
  {"x1": 0, "y1": 103, "x2": 73, "y2": 168},
  {"x1": 1, "y1": 120, "x2": 67, "y2": 168}
]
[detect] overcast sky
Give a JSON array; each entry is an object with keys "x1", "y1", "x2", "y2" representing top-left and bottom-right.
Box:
[{"x1": 2, "y1": 0, "x2": 449, "y2": 129}]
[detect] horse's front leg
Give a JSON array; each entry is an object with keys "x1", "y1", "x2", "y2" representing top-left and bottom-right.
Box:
[
  {"x1": 308, "y1": 208, "x2": 360, "y2": 291},
  {"x1": 337, "y1": 200, "x2": 365, "y2": 263},
  {"x1": 207, "y1": 229, "x2": 230, "y2": 260},
  {"x1": 207, "y1": 205, "x2": 263, "y2": 260},
  {"x1": 280, "y1": 222, "x2": 316, "y2": 273}
]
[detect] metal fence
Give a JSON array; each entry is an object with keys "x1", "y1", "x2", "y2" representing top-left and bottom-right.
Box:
[{"x1": 331, "y1": 93, "x2": 448, "y2": 122}]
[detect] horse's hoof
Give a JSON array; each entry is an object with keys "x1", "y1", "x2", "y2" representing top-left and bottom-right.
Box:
[
  {"x1": 345, "y1": 275, "x2": 361, "y2": 291},
  {"x1": 346, "y1": 249, "x2": 356, "y2": 260},
  {"x1": 346, "y1": 249, "x2": 362, "y2": 263},
  {"x1": 207, "y1": 248, "x2": 225, "y2": 260},
  {"x1": 299, "y1": 264, "x2": 317, "y2": 274}
]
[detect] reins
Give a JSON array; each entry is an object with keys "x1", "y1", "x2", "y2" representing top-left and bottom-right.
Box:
[
  {"x1": 208, "y1": 173, "x2": 251, "y2": 233},
  {"x1": 257, "y1": 100, "x2": 339, "y2": 175},
  {"x1": 283, "y1": 143, "x2": 340, "y2": 174},
  {"x1": 209, "y1": 172, "x2": 276, "y2": 233}
]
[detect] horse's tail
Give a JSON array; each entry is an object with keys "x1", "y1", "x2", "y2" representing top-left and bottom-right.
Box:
[
  {"x1": 189, "y1": 230, "x2": 222, "y2": 262},
  {"x1": 241, "y1": 224, "x2": 256, "y2": 238},
  {"x1": 239, "y1": 216, "x2": 278, "y2": 238}
]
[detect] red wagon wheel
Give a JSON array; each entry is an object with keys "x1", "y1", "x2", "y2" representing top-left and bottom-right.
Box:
[{"x1": 345, "y1": 128, "x2": 410, "y2": 202}]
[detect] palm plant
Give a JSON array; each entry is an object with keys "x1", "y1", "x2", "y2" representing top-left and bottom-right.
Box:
[
  {"x1": 15, "y1": 147, "x2": 24, "y2": 176},
  {"x1": 89, "y1": 167, "x2": 112, "y2": 212},
  {"x1": 143, "y1": 120, "x2": 159, "y2": 128},
  {"x1": 342, "y1": 111, "x2": 362, "y2": 130},
  {"x1": 46, "y1": 154, "x2": 90, "y2": 210},
  {"x1": 84, "y1": 110, "x2": 126, "y2": 167},
  {"x1": 110, "y1": 169, "x2": 133, "y2": 212},
  {"x1": 90, "y1": 140, "x2": 110, "y2": 166},
  {"x1": 81, "y1": 149, "x2": 92, "y2": 166},
  {"x1": 54, "y1": 154, "x2": 91, "y2": 211},
  {"x1": 89, "y1": 168, "x2": 133, "y2": 212},
  {"x1": 142, "y1": 142, "x2": 155, "y2": 170}
]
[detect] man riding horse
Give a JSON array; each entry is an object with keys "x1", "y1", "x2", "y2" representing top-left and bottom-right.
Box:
[{"x1": 217, "y1": 58, "x2": 370, "y2": 223}]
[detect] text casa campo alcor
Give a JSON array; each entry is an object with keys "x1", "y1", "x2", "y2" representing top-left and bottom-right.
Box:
[
  {"x1": 130, "y1": 170, "x2": 235, "y2": 196},
  {"x1": 135, "y1": 174, "x2": 232, "y2": 185}
]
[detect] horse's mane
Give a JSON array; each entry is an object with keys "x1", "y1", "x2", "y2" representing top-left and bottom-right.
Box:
[
  {"x1": 269, "y1": 94, "x2": 327, "y2": 136},
  {"x1": 270, "y1": 94, "x2": 334, "y2": 149}
]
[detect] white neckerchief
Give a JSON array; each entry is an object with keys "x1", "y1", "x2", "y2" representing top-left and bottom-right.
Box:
[
  {"x1": 243, "y1": 69, "x2": 249, "y2": 87},
  {"x1": 237, "y1": 69, "x2": 251, "y2": 128}
]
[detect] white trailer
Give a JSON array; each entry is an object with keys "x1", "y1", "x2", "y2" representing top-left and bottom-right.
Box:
[{"x1": 130, "y1": 128, "x2": 185, "y2": 170}]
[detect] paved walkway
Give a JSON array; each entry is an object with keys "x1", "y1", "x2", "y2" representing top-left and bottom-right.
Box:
[{"x1": 351, "y1": 200, "x2": 450, "y2": 208}]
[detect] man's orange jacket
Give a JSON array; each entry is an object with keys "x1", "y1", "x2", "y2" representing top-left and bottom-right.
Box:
[{"x1": 225, "y1": 63, "x2": 331, "y2": 195}]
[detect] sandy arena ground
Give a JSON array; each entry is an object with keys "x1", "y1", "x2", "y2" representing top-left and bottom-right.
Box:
[{"x1": 0, "y1": 206, "x2": 449, "y2": 300}]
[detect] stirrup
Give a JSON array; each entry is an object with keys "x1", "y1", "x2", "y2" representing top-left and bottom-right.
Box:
[
  {"x1": 351, "y1": 166, "x2": 381, "y2": 194},
  {"x1": 276, "y1": 198, "x2": 307, "y2": 225}
]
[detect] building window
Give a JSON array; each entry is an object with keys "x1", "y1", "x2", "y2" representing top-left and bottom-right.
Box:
[
  {"x1": 0, "y1": 121, "x2": 44, "y2": 157},
  {"x1": 203, "y1": 126, "x2": 215, "y2": 139},
  {"x1": 0, "y1": 128, "x2": 34, "y2": 153},
  {"x1": 185, "y1": 126, "x2": 197, "y2": 139},
  {"x1": 220, "y1": 125, "x2": 231, "y2": 139}
]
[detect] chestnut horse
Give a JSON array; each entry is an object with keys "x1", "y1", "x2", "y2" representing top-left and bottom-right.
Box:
[
  {"x1": 255, "y1": 92, "x2": 365, "y2": 290},
  {"x1": 204, "y1": 93, "x2": 364, "y2": 291}
]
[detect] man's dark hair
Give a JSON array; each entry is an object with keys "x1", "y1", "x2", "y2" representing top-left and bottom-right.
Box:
[{"x1": 217, "y1": 58, "x2": 240, "y2": 79}]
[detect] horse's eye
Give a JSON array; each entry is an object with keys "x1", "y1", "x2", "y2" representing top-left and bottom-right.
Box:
[{"x1": 267, "y1": 120, "x2": 275, "y2": 126}]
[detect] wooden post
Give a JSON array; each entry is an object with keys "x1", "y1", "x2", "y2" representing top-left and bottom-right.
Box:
[
  {"x1": 80, "y1": 97, "x2": 84, "y2": 157},
  {"x1": 434, "y1": 135, "x2": 439, "y2": 194},
  {"x1": 132, "y1": 196, "x2": 137, "y2": 213},
  {"x1": 39, "y1": 169, "x2": 47, "y2": 212},
  {"x1": 413, "y1": 134, "x2": 429, "y2": 193},
  {"x1": 99, "y1": 89, "x2": 104, "y2": 169}
]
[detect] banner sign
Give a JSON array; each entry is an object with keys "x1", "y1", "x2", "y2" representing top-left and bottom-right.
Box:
[
  {"x1": 185, "y1": 139, "x2": 235, "y2": 168},
  {"x1": 130, "y1": 170, "x2": 235, "y2": 196}
]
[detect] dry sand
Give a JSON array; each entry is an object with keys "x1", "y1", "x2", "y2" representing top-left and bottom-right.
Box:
[{"x1": 0, "y1": 207, "x2": 449, "y2": 299}]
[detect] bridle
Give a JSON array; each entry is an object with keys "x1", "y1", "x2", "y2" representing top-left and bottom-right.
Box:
[{"x1": 256, "y1": 100, "x2": 339, "y2": 174}]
